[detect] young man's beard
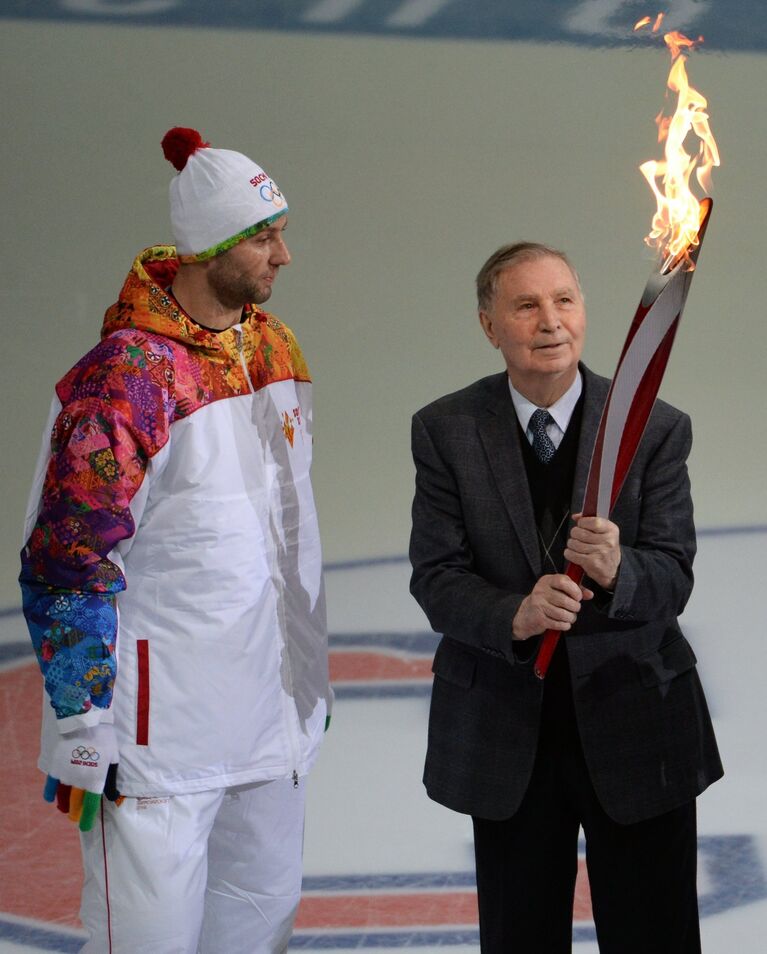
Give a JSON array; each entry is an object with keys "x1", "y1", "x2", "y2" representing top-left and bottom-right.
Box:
[{"x1": 206, "y1": 258, "x2": 272, "y2": 308}]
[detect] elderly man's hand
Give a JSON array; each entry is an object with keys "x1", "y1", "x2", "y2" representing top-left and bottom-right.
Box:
[
  {"x1": 564, "y1": 513, "x2": 621, "y2": 590},
  {"x1": 512, "y1": 574, "x2": 594, "y2": 640}
]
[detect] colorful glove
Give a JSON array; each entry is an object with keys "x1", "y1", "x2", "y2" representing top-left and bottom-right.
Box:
[{"x1": 43, "y1": 723, "x2": 121, "y2": 832}]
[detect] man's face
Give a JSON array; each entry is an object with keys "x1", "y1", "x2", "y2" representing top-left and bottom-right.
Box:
[
  {"x1": 479, "y1": 255, "x2": 586, "y2": 398},
  {"x1": 206, "y1": 216, "x2": 291, "y2": 308}
]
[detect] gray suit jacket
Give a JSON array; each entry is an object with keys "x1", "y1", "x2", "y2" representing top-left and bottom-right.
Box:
[{"x1": 409, "y1": 365, "x2": 723, "y2": 823}]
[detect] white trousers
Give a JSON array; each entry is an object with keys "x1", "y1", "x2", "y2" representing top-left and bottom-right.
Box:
[{"x1": 79, "y1": 777, "x2": 306, "y2": 954}]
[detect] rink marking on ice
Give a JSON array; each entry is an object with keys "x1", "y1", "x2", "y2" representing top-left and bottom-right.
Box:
[
  {"x1": 4, "y1": 827, "x2": 765, "y2": 952},
  {"x1": 289, "y1": 839, "x2": 767, "y2": 946},
  {"x1": 0, "y1": 915, "x2": 83, "y2": 954},
  {"x1": 4, "y1": 529, "x2": 767, "y2": 950},
  {"x1": 329, "y1": 631, "x2": 436, "y2": 699}
]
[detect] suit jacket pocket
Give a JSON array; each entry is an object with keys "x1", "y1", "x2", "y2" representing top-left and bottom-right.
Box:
[
  {"x1": 637, "y1": 634, "x2": 697, "y2": 688},
  {"x1": 432, "y1": 639, "x2": 477, "y2": 689}
]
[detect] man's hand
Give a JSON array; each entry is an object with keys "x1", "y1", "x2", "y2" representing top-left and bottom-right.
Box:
[
  {"x1": 564, "y1": 513, "x2": 621, "y2": 590},
  {"x1": 44, "y1": 723, "x2": 121, "y2": 831},
  {"x1": 512, "y1": 574, "x2": 594, "y2": 640}
]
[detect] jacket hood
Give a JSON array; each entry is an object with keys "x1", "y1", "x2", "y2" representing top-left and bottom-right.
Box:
[{"x1": 101, "y1": 246, "x2": 269, "y2": 356}]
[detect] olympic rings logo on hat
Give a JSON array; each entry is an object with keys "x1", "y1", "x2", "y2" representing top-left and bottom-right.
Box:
[
  {"x1": 260, "y1": 181, "x2": 286, "y2": 208},
  {"x1": 71, "y1": 746, "x2": 100, "y2": 762}
]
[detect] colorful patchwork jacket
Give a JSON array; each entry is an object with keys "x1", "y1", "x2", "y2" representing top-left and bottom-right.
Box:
[{"x1": 20, "y1": 246, "x2": 330, "y2": 795}]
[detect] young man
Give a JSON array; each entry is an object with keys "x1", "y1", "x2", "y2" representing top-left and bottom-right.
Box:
[
  {"x1": 409, "y1": 242, "x2": 722, "y2": 953},
  {"x1": 20, "y1": 127, "x2": 332, "y2": 953}
]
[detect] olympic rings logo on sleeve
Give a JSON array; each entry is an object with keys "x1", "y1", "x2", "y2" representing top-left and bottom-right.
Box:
[
  {"x1": 71, "y1": 746, "x2": 101, "y2": 763},
  {"x1": 260, "y1": 181, "x2": 286, "y2": 208}
]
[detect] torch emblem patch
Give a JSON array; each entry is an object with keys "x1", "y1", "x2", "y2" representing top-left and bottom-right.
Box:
[{"x1": 282, "y1": 411, "x2": 295, "y2": 447}]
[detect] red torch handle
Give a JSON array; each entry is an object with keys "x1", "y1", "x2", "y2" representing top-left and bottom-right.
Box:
[
  {"x1": 532, "y1": 199, "x2": 713, "y2": 682},
  {"x1": 533, "y1": 562, "x2": 585, "y2": 679}
]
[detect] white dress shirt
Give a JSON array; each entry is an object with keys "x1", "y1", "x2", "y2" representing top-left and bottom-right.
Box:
[{"x1": 508, "y1": 372, "x2": 583, "y2": 450}]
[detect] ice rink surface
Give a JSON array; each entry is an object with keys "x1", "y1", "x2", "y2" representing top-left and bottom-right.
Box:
[{"x1": 1, "y1": 527, "x2": 766, "y2": 952}]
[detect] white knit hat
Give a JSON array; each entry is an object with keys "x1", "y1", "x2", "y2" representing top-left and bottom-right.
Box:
[{"x1": 161, "y1": 127, "x2": 288, "y2": 261}]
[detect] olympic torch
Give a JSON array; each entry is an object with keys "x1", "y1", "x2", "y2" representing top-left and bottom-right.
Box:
[{"x1": 534, "y1": 22, "x2": 720, "y2": 680}]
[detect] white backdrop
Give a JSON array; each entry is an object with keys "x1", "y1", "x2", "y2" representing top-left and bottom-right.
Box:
[{"x1": 1, "y1": 20, "x2": 765, "y2": 607}]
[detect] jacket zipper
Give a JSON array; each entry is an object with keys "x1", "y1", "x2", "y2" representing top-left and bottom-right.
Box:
[
  {"x1": 272, "y1": 540, "x2": 303, "y2": 788},
  {"x1": 235, "y1": 324, "x2": 301, "y2": 786}
]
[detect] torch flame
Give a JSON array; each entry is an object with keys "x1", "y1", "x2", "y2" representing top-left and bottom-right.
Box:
[
  {"x1": 635, "y1": 19, "x2": 720, "y2": 270},
  {"x1": 634, "y1": 13, "x2": 665, "y2": 31}
]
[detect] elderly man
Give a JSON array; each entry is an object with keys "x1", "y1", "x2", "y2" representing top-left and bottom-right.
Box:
[
  {"x1": 409, "y1": 242, "x2": 722, "y2": 953},
  {"x1": 20, "y1": 127, "x2": 331, "y2": 953}
]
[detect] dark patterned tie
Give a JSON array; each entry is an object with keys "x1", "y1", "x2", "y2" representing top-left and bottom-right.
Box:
[{"x1": 529, "y1": 408, "x2": 556, "y2": 463}]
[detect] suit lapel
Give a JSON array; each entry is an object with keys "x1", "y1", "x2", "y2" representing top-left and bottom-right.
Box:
[
  {"x1": 571, "y1": 367, "x2": 610, "y2": 515},
  {"x1": 478, "y1": 375, "x2": 541, "y2": 576},
  {"x1": 477, "y1": 368, "x2": 611, "y2": 575}
]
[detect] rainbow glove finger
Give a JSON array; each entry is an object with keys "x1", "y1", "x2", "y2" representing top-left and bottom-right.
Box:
[
  {"x1": 42, "y1": 774, "x2": 59, "y2": 803},
  {"x1": 43, "y1": 764, "x2": 123, "y2": 832},
  {"x1": 44, "y1": 724, "x2": 120, "y2": 832},
  {"x1": 44, "y1": 773, "x2": 122, "y2": 830}
]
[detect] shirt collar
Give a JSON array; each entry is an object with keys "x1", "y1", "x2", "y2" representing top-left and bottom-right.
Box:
[{"x1": 508, "y1": 371, "x2": 583, "y2": 436}]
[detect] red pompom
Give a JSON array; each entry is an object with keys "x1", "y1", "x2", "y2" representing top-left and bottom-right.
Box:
[{"x1": 161, "y1": 127, "x2": 210, "y2": 171}]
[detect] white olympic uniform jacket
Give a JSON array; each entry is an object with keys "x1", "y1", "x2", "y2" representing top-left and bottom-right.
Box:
[{"x1": 20, "y1": 245, "x2": 331, "y2": 796}]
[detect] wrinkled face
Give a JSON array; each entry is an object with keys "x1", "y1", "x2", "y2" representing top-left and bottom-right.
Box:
[
  {"x1": 479, "y1": 255, "x2": 586, "y2": 398},
  {"x1": 206, "y1": 215, "x2": 291, "y2": 308}
]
